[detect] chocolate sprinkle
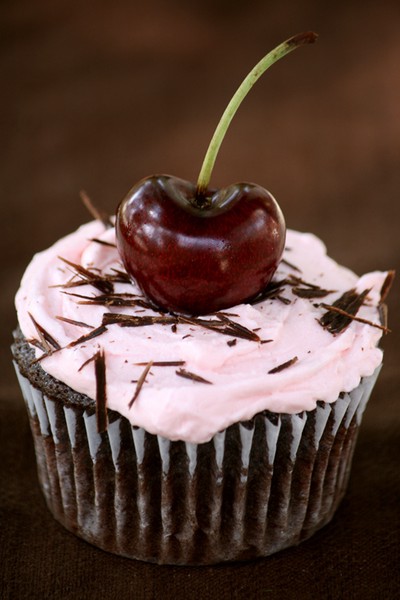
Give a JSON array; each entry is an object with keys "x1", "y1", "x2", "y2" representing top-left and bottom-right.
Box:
[
  {"x1": 128, "y1": 361, "x2": 153, "y2": 408},
  {"x1": 176, "y1": 368, "x2": 213, "y2": 385},
  {"x1": 94, "y1": 348, "x2": 108, "y2": 433},
  {"x1": 268, "y1": 356, "x2": 298, "y2": 374}
]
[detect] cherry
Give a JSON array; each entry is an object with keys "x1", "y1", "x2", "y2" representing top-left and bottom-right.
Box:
[
  {"x1": 116, "y1": 32, "x2": 317, "y2": 315},
  {"x1": 117, "y1": 175, "x2": 284, "y2": 314}
]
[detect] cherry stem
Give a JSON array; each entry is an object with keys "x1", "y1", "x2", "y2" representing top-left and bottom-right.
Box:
[{"x1": 195, "y1": 31, "x2": 318, "y2": 200}]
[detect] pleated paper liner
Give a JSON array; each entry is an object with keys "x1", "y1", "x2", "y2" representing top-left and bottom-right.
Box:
[{"x1": 14, "y1": 357, "x2": 380, "y2": 565}]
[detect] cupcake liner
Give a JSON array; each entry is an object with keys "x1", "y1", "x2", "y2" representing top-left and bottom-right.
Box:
[{"x1": 14, "y1": 361, "x2": 380, "y2": 565}]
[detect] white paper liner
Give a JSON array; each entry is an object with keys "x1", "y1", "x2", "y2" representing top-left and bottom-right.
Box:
[{"x1": 14, "y1": 362, "x2": 380, "y2": 565}]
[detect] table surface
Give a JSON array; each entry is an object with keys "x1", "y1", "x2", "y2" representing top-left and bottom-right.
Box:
[{"x1": 1, "y1": 1, "x2": 399, "y2": 598}]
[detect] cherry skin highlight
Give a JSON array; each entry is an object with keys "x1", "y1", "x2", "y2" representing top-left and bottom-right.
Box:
[{"x1": 116, "y1": 174, "x2": 285, "y2": 315}]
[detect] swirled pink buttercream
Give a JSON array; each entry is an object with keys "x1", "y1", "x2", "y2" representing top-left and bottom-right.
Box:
[{"x1": 15, "y1": 221, "x2": 387, "y2": 443}]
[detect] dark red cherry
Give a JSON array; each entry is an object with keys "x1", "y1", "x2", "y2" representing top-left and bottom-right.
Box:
[
  {"x1": 115, "y1": 33, "x2": 317, "y2": 315},
  {"x1": 116, "y1": 174, "x2": 285, "y2": 315}
]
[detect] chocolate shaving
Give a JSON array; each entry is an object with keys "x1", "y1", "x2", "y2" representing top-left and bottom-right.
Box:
[
  {"x1": 56, "y1": 279, "x2": 99, "y2": 291},
  {"x1": 320, "y1": 302, "x2": 390, "y2": 333},
  {"x1": 180, "y1": 314, "x2": 260, "y2": 342},
  {"x1": 287, "y1": 275, "x2": 335, "y2": 299},
  {"x1": 319, "y1": 288, "x2": 372, "y2": 334},
  {"x1": 281, "y1": 258, "x2": 302, "y2": 272},
  {"x1": 78, "y1": 355, "x2": 96, "y2": 372},
  {"x1": 176, "y1": 368, "x2": 213, "y2": 385},
  {"x1": 94, "y1": 349, "x2": 108, "y2": 433},
  {"x1": 27, "y1": 337, "x2": 47, "y2": 353},
  {"x1": 128, "y1": 361, "x2": 153, "y2": 408},
  {"x1": 215, "y1": 313, "x2": 261, "y2": 342},
  {"x1": 250, "y1": 279, "x2": 289, "y2": 305},
  {"x1": 89, "y1": 238, "x2": 117, "y2": 248},
  {"x1": 56, "y1": 315, "x2": 93, "y2": 328},
  {"x1": 102, "y1": 311, "x2": 260, "y2": 342},
  {"x1": 72, "y1": 292, "x2": 153, "y2": 309},
  {"x1": 28, "y1": 313, "x2": 61, "y2": 358},
  {"x1": 102, "y1": 313, "x2": 176, "y2": 327},
  {"x1": 108, "y1": 268, "x2": 132, "y2": 284},
  {"x1": 380, "y1": 270, "x2": 395, "y2": 304},
  {"x1": 80, "y1": 190, "x2": 113, "y2": 229},
  {"x1": 292, "y1": 287, "x2": 334, "y2": 299},
  {"x1": 68, "y1": 325, "x2": 108, "y2": 347},
  {"x1": 227, "y1": 339, "x2": 237, "y2": 347},
  {"x1": 379, "y1": 304, "x2": 388, "y2": 330},
  {"x1": 287, "y1": 275, "x2": 321, "y2": 289},
  {"x1": 58, "y1": 256, "x2": 114, "y2": 294},
  {"x1": 268, "y1": 356, "x2": 298, "y2": 374},
  {"x1": 31, "y1": 354, "x2": 55, "y2": 365},
  {"x1": 251, "y1": 275, "x2": 334, "y2": 305},
  {"x1": 135, "y1": 360, "x2": 185, "y2": 367}
]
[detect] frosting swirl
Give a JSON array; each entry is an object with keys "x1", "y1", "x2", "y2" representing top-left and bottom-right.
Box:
[{"x1": 15, "y1": 221, "x2": 387, "y2": 443}]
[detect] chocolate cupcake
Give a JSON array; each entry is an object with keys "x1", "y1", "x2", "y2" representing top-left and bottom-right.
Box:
[{"x1": 12, "y1": 221, "x2": 392, "y2": 564}]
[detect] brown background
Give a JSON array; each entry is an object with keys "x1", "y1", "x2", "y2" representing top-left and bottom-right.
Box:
[{"x1": 1, "y1": 1, "x2": 399, "y2": 598}]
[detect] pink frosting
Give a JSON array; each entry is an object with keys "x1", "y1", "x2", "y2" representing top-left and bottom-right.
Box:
[{"x1": 15, "y1": 221, "x2": 387, "y2": 443}]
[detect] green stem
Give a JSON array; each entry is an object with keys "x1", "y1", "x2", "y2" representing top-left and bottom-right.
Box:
[{"x1": 196, "y1": 31, "x2": 318, "y2": 198}]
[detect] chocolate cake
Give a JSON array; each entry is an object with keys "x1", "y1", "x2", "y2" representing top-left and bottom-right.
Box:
[
  {"x1": 12, "y1": 328, "x2": 380, "y2": 564},
  {"x1": 12, "y1": 222, "x2": 392, "y2": 564}
]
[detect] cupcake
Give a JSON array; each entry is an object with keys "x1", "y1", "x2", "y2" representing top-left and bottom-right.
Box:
[
  {"x1": 11, "y1": 32, "x2": 393, "y2": 565},
  {"x1": 12, "y1": 216, "x2": 392, "y2": 565}
]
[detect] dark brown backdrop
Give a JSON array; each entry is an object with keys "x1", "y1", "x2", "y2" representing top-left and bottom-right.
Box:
[{"x1": 1, "y1": 1, "x2": 399, "y2": 598}]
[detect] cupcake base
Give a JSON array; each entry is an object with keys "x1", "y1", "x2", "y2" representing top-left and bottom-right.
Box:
[{"x1": 12, "y1": 333, "x2": 379, "y2": 565}]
